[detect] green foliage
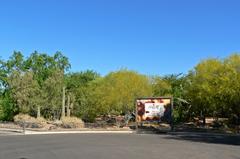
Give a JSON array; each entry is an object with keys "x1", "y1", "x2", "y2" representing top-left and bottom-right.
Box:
[
  {"x1": 8, "y1": 71, "x2": 41, "y2": 114},
  {"x1": 152, "y1": 74, "x2": 190, "y2": 122},
  {"x1": 185, "y1": 54, "x2": 240, "y2": 125},
  {"x1": 152, "y1": 76, "x2": 171, "y2": 96},
  {"x1": 0, "y1": 51, "x2": 70, "y2": 120},
  {"x1": 0, "y1": 91, "x2": 16, "y2": 121},
  {"x1": 87, "y1": 70, "x2": 152, "y2": 118},
  {"x1": 65, "y1": 70, "x2": 99, "y2": 91},
  {"x1": 186, "y1": 59, "x2": 223, "y2": 118},
  {"x1": 25, "y1": 51, "x2": 70, "y2": 86},
  {"x1": 0, "y1": 51, "x2": 240, "y2": 126},
  {"x1": 65, "y1": 70, "x2": 100, "y2": 121},
  {"x1": 41, "y1": 69, "x2": 65, "y2": 119}
]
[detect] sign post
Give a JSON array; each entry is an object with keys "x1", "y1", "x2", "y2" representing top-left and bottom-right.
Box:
[
  {"x1": 136, "y1": 97, "x2": 173, "y2": 131},
  {"x1": 171, "y1": 96, "x2": 174, "y2": 131},
  {"x1": 135, "y1": 100, "x2": 138, "y2": 132}
]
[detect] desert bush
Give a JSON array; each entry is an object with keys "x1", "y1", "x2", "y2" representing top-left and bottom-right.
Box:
[
  {"x1": 61, "y1": 117, "x2": 84, "y2": 128},
  {"x1": 14, "y1": 114, "x2": 47, "y2": 128},
  {"x1": 51, "y1": 120, "x2": 63, "y2": 127}
]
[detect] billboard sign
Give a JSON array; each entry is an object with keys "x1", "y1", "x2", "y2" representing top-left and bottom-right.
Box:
[{"x1": 136, "y1": 97, "x2": 172, "y2": 123}]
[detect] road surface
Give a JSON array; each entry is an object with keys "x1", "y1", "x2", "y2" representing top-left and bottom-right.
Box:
[{"x1": 0, "y1": 133, "x2": 239, "y2": 159}]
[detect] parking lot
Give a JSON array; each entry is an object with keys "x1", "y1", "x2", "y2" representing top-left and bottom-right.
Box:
[{"x1": 0, "y1": 133, "x2": 239, "y2": 159}]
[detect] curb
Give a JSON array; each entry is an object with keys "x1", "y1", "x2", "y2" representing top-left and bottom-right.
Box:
[
  {"x1": 24, "y1": 130, "x2": 135, "y2": 135},
  {"x1": 0, "y1": 128, "x2": 23, "y2": 133}
]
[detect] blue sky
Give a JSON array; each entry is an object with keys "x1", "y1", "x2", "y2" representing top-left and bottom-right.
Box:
[{"x1": 0, "y1": 0, "x2": 240, "y2": 76}]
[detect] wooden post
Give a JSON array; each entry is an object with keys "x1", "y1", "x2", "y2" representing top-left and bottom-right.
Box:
[
  {"x1": 135, "y1": 100, "x2": 138, "y2": 133},
  {"x1": 171, "y1": 97, "x2": 174, "y2": 131},
  {"x1": 61, "y1": 86, "x2": 65, "y2": 119}
]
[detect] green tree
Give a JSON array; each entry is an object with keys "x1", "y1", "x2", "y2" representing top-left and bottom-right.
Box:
[
  {"x1": 0, "y1": 51, "x2": 70, "y2": 120},
  {"x1": 25, "y1": 51, "x2": 70, "y2": 86},
  {"x1": 87, "y1": 70, "x2": 152, "y2": 120},
  {"x1": 42, "y1": 69, "x2": 64, "y2": 119},
  {"x1": 186, "y1": 58, "x2": 224, "y2": 124},
  {"x1": 152, "y1": 74, "x2": 190, "y2": 122},
  {"x1": 0, "y1": 90, "x2": 16, "y2": 121},
  {"x1": 152, "y1": 76, "x2": 172, "y2": 96},
  {"x1": 65, "y1": 70, "x2": 100, "y2": 120},
  {"x1": 222, "y1": 54, "x2": 240, "y2": 124},
  {"x1": 8, "y1": 71, "x2": 41, "y2": 114}
]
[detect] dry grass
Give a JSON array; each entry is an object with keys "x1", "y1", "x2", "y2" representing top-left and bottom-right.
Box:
[
  {"x1": 61, "y1": 117, "x2": 85, "y2": 128},
  {"x1": 14, "y1": 114, "x2": 47, "y2": 128}
]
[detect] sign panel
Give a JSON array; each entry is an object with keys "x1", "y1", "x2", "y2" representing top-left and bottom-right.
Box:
[{"x1": 136, "y1": 97, "x2": 172, "y2": 123}]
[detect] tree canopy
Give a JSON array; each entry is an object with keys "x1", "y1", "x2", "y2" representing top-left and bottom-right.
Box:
[{"x1": 0, "y1": 51, "x2": 240, "y2": 126}]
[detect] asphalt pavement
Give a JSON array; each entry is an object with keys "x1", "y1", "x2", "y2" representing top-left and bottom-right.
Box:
[{"x1": 0, "y1": 133, "x2": 239, "y2": 159}]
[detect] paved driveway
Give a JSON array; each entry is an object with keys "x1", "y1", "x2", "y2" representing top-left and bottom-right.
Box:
[{"x1": 0, "y1": 133, "x2": 239, "y2": 159}]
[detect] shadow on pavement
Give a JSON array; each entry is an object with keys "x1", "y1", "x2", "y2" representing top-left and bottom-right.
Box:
[
  {"x1": 135, "y1": 125, "x2": 240, "y2": 146},
  {"x1": 164, "y1": 132, "x2": 240, "y2": 146}
]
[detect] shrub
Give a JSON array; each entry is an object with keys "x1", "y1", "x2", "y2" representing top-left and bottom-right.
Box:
[
  {"x1": 14, "y1": 114, "x2": 47, "y2": 128},
  {"x1": 61, "y1": 117, "x2": 84, "y2": 128}
]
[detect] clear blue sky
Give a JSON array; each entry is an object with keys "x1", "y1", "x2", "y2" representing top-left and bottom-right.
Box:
[{"x1": 0, "y1": 0, "x2": 240, "y2": 76}]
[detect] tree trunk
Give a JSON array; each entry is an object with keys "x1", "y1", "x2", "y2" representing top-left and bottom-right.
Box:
[
  {"x1": 203, "y1": 116, "x2": 206, "y2": 126},
  {"x1": 67, "y1": 95, "x2": 70, "y2": 117},
  {"x1": 70, "y1": 96, "x2": 75, "y2": 115},
  {"x1": 70, "y1": 103, "x2": 73, "y2": 116},
  {"x1": 61, "y1": 86, "x2": 66, "y2": 119},
  {"x1": 201, "y1": 110, "x2": 206, "y2": 127},
  {"x1": 37, "y1": 106, "x2": 41, "y2": 118}
]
